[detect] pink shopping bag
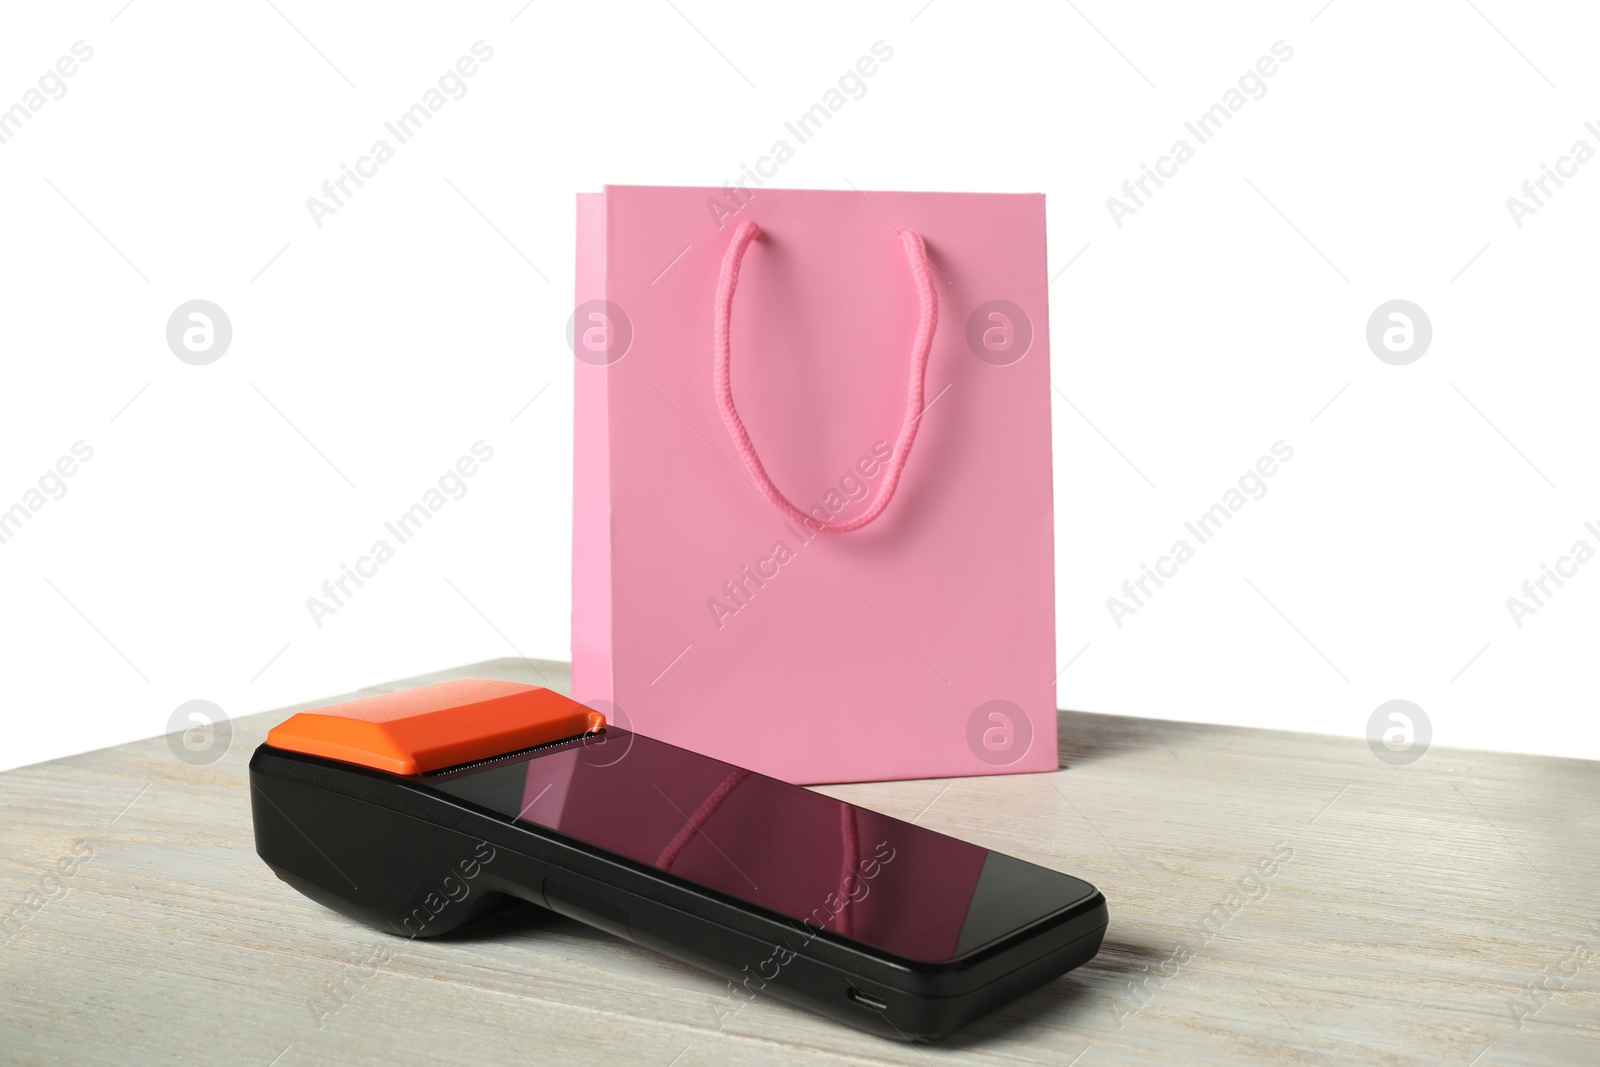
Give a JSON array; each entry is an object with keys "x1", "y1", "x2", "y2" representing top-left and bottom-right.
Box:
[{"x1": 572, "y1": 185, "x2": 1056, "y2": 784}]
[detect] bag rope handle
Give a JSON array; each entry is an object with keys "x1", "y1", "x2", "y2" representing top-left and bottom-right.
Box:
[{"x1": 713, "y1": 219, "x2": 938, "y2": 534}]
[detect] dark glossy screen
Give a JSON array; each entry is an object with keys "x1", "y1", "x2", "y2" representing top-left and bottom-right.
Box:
[{"x1": 431, "y1": 729, "x2": 1094, "y2": 962}]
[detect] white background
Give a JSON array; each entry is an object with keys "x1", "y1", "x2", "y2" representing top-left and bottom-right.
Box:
[{"x1": 1, "y1": 0, "x2": 1595, "y2": 771}]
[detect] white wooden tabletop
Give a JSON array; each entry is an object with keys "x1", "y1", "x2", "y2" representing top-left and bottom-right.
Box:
[{"x1": 2, "y1": 658, "x2": 1596, "y2": 1066}]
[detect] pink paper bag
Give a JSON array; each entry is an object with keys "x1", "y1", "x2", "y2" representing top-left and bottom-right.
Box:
[{"x1": 572, "y1": 185, "x2": 1056, "y2": 784}]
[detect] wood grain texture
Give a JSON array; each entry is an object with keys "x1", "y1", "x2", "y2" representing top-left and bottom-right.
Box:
[{"x1": 1, "y1": 658, "x2": 1596, "y2": 1066}]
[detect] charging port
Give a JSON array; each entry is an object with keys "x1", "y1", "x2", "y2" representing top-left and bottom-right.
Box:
[{"x1": 847, "y1": 987, "x2": 888, "y2": 1012}]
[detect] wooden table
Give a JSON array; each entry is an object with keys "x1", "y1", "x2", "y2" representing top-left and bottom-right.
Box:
[{"x1": 2, "y1": 658, "x2": 1596, "y2": 1066}]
